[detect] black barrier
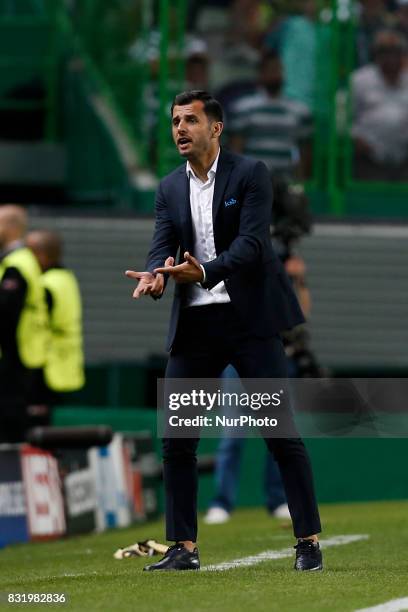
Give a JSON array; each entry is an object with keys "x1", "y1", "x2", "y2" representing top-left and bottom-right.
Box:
[{"x1": 26, "y1": 426, "x2": 113, "y2": 449}]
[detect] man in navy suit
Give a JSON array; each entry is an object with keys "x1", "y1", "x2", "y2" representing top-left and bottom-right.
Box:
[{"x1": 126, "y1": 90, "x2": 322, "y2": 571}]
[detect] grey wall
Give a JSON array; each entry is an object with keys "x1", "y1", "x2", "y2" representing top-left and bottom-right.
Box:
[
  {"x1": 30, "y1": 215, "x2": 408, "y2": 370},
  {"x1": 298, "y1": 224, "x2": 408, "y2": 370}
]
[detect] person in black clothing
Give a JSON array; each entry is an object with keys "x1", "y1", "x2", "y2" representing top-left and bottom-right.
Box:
[{"x1": 0, "y1": 205, "x2": 46, "y2": 442}]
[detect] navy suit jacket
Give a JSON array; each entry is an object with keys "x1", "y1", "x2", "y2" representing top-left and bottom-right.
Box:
[{"x1": 146, "y1": 148, "x2": 305, "y2": 351}]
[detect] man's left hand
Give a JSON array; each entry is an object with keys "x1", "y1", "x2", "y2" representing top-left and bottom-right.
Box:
[{"x1": 154, "y1": 251, "x2": 204, "y2": 284}]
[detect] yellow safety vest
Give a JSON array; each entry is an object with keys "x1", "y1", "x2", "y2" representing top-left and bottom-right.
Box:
[
  {"x1": 0, "y1": 246, "x2": 48, "y2": 368},
  {"x1": 42, "y1": 268, "x2": 85, "y2": 392}
]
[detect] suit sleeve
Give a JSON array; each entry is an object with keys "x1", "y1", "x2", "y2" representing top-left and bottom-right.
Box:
[
  {"x1": 201, "y1": 161, "x2": 272, "y2": 290},
  {"x1": 145, "y1": 182, "x2": 179, "y2": 296}
]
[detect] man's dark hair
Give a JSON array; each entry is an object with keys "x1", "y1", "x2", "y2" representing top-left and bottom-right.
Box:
[{"x1": 171, "y1": 90, "x2": 223, "y2": 123}]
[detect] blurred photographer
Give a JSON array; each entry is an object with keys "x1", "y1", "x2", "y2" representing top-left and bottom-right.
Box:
[
  {"x1": 205, "y1": 176, "x2": 322, "y2": 526},
  {"x1": 271, "y1": 175, "x2": 323, "y2": 378}
]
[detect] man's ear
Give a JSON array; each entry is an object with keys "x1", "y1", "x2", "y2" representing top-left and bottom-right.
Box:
[{"x1": 212, "y1": 121, "x2": 223, "y2": 139}]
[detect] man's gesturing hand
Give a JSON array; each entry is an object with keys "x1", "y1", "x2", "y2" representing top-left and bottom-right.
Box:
[
  {"x1": 125, "y1": 256, "x2": 174, "y2": 298},
  {"x1": 154, "y1": 251, "x2": 204, "y2": 284}
]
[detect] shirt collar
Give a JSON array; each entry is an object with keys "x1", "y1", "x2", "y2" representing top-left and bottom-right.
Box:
[{"x1": 186, "y1": 148, "x2": 220, "y2": 182}]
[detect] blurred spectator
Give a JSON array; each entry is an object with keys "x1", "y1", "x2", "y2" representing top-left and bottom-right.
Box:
[
  {"x1": 0, "y1": 205, "x2": 47, "y2": 443},
  {"x1": 215, "y1": 78, "x2": 257, "y2": 127},
  {"x1": 229, "y1": 0, "x2": 267, "y2": 50},
  {"x1": 351, "y1": 30, "x2": 408, "y2": 180},
  {"x1": 213, "y1": 0, "x2": 262, "y2": 122},
  {"x1": 228, "y1": 51, "x2": 313, "y2": 180},
  {"x1": 188, "y1": 0, "x2": 232, "y2": 32},
  {"x1": 26, "y1": 230, "x2": 85, "y2": 422},
  {"x1": 142, "y1": 36, "x2": 210, "y2": 167},
  {"x1": 205, "y1": 238, "x2": 317, "y2": 527},
  {"x1": 208, "y1": 0, "x2": 265, "y2": 90},
  {"x1": 264, "y1": 1, "x2": 317, "y2": 110},
  {"x1": 185, "y1": 39, "x2": 210, "y2": 91},
  {"x1": 355, "y1": 0, "x2": 393, "y2": 66},
  {"x1": 204, "y1": 363, "x2": 291, "y2": 526},
  {"x1": 187, "y1": 1, "x2": 231, "y2": 89},
  {"x1": 395, "y1": 0, "x2": 408, "y2": 38},
  {"x1": 205, "y1": 176, "x2": 319, "y2": 526}
]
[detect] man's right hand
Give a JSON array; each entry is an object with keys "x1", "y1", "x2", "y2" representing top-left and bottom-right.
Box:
[{"x1": 125, "y1": 256, "x2": 174, "y2": 299}]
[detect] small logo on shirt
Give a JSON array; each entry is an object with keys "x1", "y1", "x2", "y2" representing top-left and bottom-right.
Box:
[{"x1": 224, "y1": 197, "x2": 237, "y2": 207}]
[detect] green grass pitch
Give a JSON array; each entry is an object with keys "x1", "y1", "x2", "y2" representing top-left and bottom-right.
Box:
[{"x1": 1, "y1": 501, "x2": 408, "y2": 611}]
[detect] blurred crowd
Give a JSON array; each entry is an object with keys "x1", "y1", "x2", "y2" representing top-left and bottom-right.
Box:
[
  {"x1": 194, "y1": 0, "x2": 408, "y2": 181},
  {"x1": 131, "y1": 0, "x2": 408, "y2": 181},
  {"x1": 2, "y1": 0, "x2": 408, "y2": 182}
]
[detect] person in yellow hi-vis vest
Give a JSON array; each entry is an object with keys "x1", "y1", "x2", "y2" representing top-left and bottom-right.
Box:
[
  {"x1": 0, "y1": 205, "x2": 48, "y2": 443},
  {"x1": 26, "y1": 230, "x2": 85, "y2": 417}
]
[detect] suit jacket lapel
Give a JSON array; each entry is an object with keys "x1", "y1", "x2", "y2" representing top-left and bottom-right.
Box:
[
  {"x1": 178, "y1": 166, "x2": 194, "y2": 252},
  {"x1": 212, "y1": 149, "x2": 234, "y2": 222}
]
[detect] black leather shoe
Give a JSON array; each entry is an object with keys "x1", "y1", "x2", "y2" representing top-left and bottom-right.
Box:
[
  {"x1": 143, "y1": 543, "x2": 200, "y2": 571},
  {"x1": 294, "y1": 539, "x2": 323, "y2": 571}
]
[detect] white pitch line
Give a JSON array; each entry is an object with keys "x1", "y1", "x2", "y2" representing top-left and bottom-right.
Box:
[
  {"x1": 355, "y1": 598, "x2": 408, "y2": 612},
  {"x1": 202, "y1": 534, "x2": 369, "y2": 571},
  {"x1": 33, "y1": 570, "x2": 100, "y2": 581}
]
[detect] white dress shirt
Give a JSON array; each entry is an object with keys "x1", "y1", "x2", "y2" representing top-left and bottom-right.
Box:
[{"x1": 185, "y1": 150, "x2": 231, "y2": 307}]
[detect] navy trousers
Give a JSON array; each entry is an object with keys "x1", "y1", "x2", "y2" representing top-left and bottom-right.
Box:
[
  {"x1": 163, "y1": 303, "x2": 321, "y2": 541},
  {"x1": 210, "y1": 365, "x2": 287, "y2": 513}
]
